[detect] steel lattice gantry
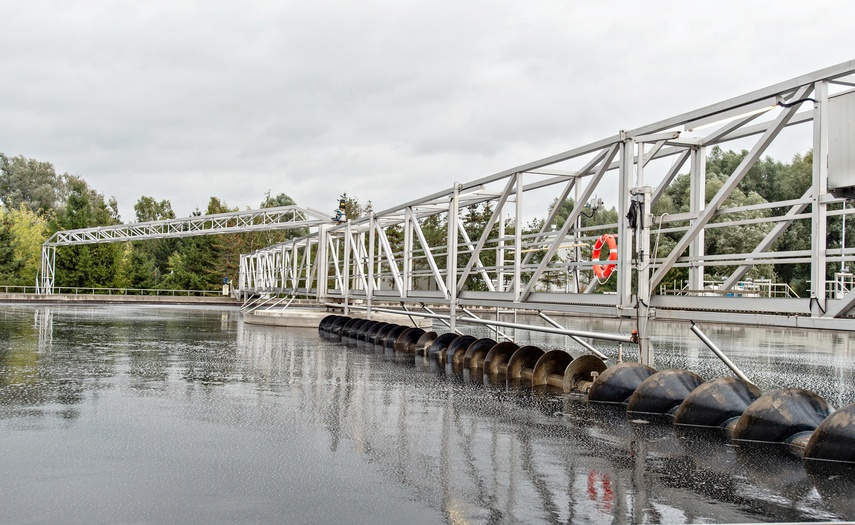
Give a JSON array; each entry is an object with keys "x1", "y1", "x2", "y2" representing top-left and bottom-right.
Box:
[
  {"x1": 38, "y1": 205, "x2": 330, "y2": 293},
  {"x1": 240, "y1": 60, "x2": 855, "y2": 363}
]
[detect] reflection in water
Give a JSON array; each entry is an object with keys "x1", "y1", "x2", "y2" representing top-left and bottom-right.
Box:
[{"x1": 0, "y1": 305, "x2": 853, "y2": 524}]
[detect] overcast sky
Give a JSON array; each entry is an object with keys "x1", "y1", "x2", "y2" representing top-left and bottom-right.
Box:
[{"x1": 1, "y1": 1, "x2": 853, "y2": 220}]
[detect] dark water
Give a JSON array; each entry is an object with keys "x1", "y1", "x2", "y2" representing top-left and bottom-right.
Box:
[{"x1": 1, "y1": 305, "x2": 854, "y2": 524}]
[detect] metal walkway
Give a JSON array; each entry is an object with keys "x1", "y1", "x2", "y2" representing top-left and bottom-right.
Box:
[
  {"x1": 38, "y1": 60, "x2": 855, "y2": 365},
  {"x1": 38, "y1": 204, "x2": 329, "y2": 294},
  {"x1": 238, "y1": 60, "x2": 855, "y2": 366}
]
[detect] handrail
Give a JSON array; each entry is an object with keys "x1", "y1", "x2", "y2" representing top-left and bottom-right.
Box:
[{"x1": 0, "y1": 284, "x2": 227, "y2": 297}]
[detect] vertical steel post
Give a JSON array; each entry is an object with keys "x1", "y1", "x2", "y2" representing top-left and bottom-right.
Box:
[
  {"x1": 514, "y1": 174, "x2": 523, "y2": 302},
  {"x1": 616, "y1": 136, "x2": 634, "y2": 309},
  {"x1": 843, "y1": 201, "x2": 847, "y2": 273},
  {"x1": 574, "y1": 181, "x2": 581, "y2": 293},
  {"x1": 447, "y1": 184, "x2": 460, "y2": 332},
  {"x1": 497, "y1": 210, "x2": 506, "y2": 293},
  {"x1": 811, "y1": 81, "x2": 829, "y2": 316},
  {"x1": 343, "y1": 220, "x2": 352, "y2": 315},
  {"x1": 368, "y1": 213, "x2": 375, "y2": 319},
  {"x1": 39, "y1": 244, "x2": 56, "y2": 294},
  {"x1": 404, "y1": 207, "x2": 413, "y2": 294},
  {"x1": 238, "y1": 254, "x2": 246, "y2": 294},
  {"x1": 689, "y1": 146, "x2": 706, "y2": 292},
  {"x1": 316, "y1": 224, "x2": 329, "y2": 301},
  {"x1": 305, "y1": 239, "x2": 312, "y2": 293},
  {"x1": 634, "y1": 187, "x2": 654, "y2": 366},
  {"x1": 290, "y1": 243, "x2": 297, "y2": 292}
]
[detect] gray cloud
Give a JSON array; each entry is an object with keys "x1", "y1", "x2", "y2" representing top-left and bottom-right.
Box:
[{"x1": 1, "y1": 0, "x2": 852, "y2": 219}]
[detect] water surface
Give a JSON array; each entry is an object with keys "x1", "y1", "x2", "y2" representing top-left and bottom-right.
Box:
[{"x1": 1, "y1": 305, "x2": 853, "y2": 524}]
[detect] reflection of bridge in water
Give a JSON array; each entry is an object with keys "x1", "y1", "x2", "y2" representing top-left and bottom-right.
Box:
[
  {"x1": 238, "y1": 320, "x2": 855, "y2": 523},
  {"x1": 3, "y1": 304, "x2": 854, "y2": 522}
]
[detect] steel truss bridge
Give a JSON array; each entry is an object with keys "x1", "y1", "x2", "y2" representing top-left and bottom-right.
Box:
[
  {"x1": 238, "y1": 61, "x2": 855, "y2": 362},
  {"x1": 38, "y1": 204, "x2": 330, "y2": 293},
  {"x1": 40, "y1": 60, "x2": 855, "y2": 364}
]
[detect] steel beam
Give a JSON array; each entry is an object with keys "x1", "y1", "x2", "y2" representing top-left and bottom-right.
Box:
[{"x1": 650, "y1": 84, "x2": 814, "y2": 291}]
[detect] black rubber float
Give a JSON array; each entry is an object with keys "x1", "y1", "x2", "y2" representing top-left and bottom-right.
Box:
[
  {"x1": 354, "y1": 321, "x2": 376, "y2": 349},
  {"x1": 428, "y1": 333, "x2": 460, "y2": 361},
  {"x1": 563, "y1": 355, "x2": 607, "y2": 395},
  {"x1": 319, "y1": 314, "x2": 339, "y2": 333},
  {"x1": 507, "y1": 346, "x2": 545, "y2": 384},
  {"x1": 674, "y1": 377, "x2": 762, "y2": 430},
  {"x1": 731, "y1": 388, "x2": 833, "y2": 450},
  {"x1": 804, "y1": 403, "x2": 855, "y2": 463},
  {"x1": 627, "y1": 369, "x2": 706, "y2": 415},
  {"x1": 345, "y1": 319, "x2": 368, "y2": 340},
  {"x1": 384, "y1": 325, "x2": 409, "y2": 349},
  {"x1": 319, "y1": 315, "x2": 341, "y2": 338},
  {"x1": 316, "y1": 324, "x2": 855, "y2": 477},
  {"x1": 366, "y1": 322, "x2": 390, "y2": 345},
  {"x1": 532, "y1": 350, "x2": 574, "y2": 390},
  {"x1": 414, "y1": 331, "x2": 438, "y2": 356},
  {"x1": 394, "y1": 327, "x2": 427, "y2": 353},
  {"x1": 356, "y1": 320, "x2": 378, "y2": 342},
  {"x1": 463, "y1": 338, "x2": 497, "y2": 369},
  {"x1": 340, "y1": 318, "x2": 361, "y2": 340},
  {"x1": 484, "y1": 341, "x2": 520, "y2": 377},
  {"x1": 448, "y1": 335, "x2": 477, "y2": 368},
  {"x1": 587, "y1": 362, "x2": 656, "y2": 403},
  {"x1": 329, "y1": 316, "x2": 351, "y2": 337},
  {"x1": 373, "y1": 323, "x2": 398, "y2": 346}
]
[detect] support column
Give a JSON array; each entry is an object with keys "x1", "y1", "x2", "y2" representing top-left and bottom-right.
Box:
[
  {"x1": 343, "y1": 221, "x2": 352, "y2": 315},
  {"x1": 514, "y1": 174, "x2": 523, "y2": 302},
  {"x1": 447, "y1": 184, "x2": 460, "y2": 332},
  {"x1": 238, "y1": 254, "x2": 246, "y2": 295},
  {"x1": 811, "y1": 81, "x2": 829, "y2": 316},
  {"x1": 689, "y1": 146, "x2": 706, "y2": 292},
  {"x1": 404, "y1": 208, "x2": 413, "y2": 294},
  {"x1": 316, "y1": 224, "x2": 329, "y2": 302},
  {"x1": 367, "y1": 213, "x2": 375, "y2": 319},
  {"x1": 616, "y1": 136, "x2": 634, "y2": 310},
  {"x1": 497, "y1": 209, "x2": 506, "y2": 293},
  {"x1": 573, "y1": 182, "x2": 581, "y2": 293},
  {"x1": 633, "y1": 187, "x2": 654, "y2": 366},
  {"x1": 39, "y1": 244, "x2": 56, "y2": 294}
]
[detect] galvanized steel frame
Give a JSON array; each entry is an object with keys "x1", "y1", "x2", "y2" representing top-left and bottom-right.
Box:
[
  {"x1": 240, "y1": 61, "x2": 855, "y2": 359},
  {"x1": 38, "y1": 205, "x2": 329, "y2": 293}
]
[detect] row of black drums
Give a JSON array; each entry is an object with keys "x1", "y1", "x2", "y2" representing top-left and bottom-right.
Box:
[{"x1": 319, "y1": 314, "x2": 855, "y2": 464}]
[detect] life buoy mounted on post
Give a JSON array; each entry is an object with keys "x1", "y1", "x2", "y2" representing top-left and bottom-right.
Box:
[{"x1": 591, "y1": 234, "x2": 617, "y2": 280}]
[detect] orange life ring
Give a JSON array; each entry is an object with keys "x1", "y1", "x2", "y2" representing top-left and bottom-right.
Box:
[{"x1": 592, "y1": 234, "x2": 617, "y2": 279}]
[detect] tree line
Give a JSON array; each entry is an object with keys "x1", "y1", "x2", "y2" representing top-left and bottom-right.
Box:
[
  {"x1": 1, "y1": 147, "x2": 848, "y2": 295},
  {"x1": 0, "y1": 153, "x2": 304, "y2": 291}
]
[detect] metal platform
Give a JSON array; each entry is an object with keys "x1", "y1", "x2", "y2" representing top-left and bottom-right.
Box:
[
  {"x1": 237, "y1": 61, "x2": 855, "y2": 365},
  {"x1": 37, "y1": 60, "x2": 855, "y2": 366}
]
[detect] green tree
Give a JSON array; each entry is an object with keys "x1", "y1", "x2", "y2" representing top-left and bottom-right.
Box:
[
  {"x1": 52, "y1": 177, "x2": 123, "y2": 288},
  {"x1": 163, "y1": 197, "x2": 233, "y2": 290},
  {"x1": 134, "y1": 196, "x2": 175, "y2": 222},
  {"x1": 0, "y1": 153, "x2": 67, "y2": 214},
  {"x1": 0, "y1": 212, "x2": 21, "y2": 283},
  {"x1": 0, "y1": 205, "x2": 50, "y2": 286},
  {"x1": 123, "y1": 196, "x2": 179, "y2": 289}
]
